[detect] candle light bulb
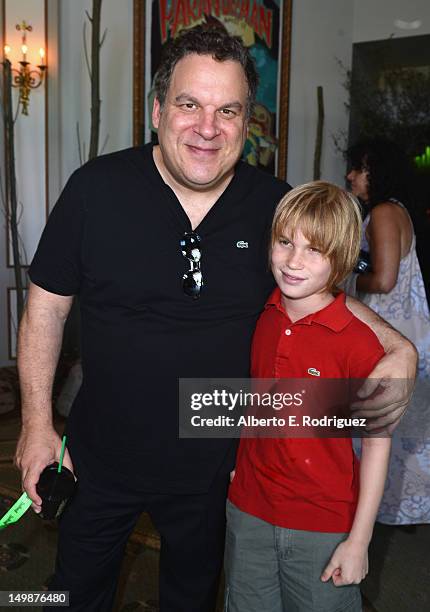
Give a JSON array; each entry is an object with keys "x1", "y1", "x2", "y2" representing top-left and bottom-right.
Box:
[
  {"x1": 4, "y1": 44, "x2": 11, "y2": 56},
  {"x1": 39, "y1": 47, "x2": 45, "y2": 59},
  {"x1": 21, "y1": 44, "x2": 28, "y2": 55}
]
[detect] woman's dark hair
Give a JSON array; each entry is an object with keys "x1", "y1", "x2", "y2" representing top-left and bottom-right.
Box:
[
  {"x1": 153, "y1": 24, "x2": 259, "y2": 119},
  {"x1": 347, "y1": 138, "x2": 412, "y2": 209}
]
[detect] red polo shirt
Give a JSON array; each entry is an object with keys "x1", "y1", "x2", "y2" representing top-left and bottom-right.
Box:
[{"x1": 229, "y1": 289, "x2": 385, "y2": 532}]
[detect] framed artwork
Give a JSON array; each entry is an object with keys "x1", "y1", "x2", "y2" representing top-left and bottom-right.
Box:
[{"x1": 133, "y1": 0, "x2": 292, "y2": 179}]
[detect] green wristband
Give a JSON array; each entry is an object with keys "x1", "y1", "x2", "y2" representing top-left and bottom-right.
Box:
[{"x1": 0, "y1": 492, "x2": 33, "y2": 530}]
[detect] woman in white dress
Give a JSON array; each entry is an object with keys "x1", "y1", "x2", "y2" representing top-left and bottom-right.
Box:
[{"x1": 347, "y1": 138, "x2": 430, "y2": 525}]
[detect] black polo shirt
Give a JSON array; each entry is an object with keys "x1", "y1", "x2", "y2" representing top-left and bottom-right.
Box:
[{"x1": 29, "y1": 144, "x2": 291, "y2": 493}]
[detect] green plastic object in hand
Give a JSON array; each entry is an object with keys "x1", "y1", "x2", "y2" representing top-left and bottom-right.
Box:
[{"x1": 0, "y1": 492, "x2": 33, "y2": 530}]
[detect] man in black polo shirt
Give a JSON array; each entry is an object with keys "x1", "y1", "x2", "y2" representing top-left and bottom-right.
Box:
[{"x1": 15, "y1": 25, "x2": 416, "y2": 612}]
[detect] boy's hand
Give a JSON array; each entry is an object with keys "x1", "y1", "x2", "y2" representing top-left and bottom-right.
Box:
[{"x1": 320, "y1": 539, "x2": 368, "y2": 586}]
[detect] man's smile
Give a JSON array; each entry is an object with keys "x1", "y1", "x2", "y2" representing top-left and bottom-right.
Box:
[{"x1": 185, "y1": 144, "x2": 221, "y2": 156}]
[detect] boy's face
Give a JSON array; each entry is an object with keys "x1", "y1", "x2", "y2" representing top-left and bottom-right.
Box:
[{"x1": 271, "y1": 228, "x2": 332, "y2": 307}]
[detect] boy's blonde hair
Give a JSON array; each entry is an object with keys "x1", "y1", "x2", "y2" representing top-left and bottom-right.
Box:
[{"x1": 271, "y1": 181, "x2": 362, "y2": 292}]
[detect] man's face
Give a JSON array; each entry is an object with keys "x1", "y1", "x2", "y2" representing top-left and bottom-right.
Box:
[
  {"x1": 152, "y1": 54, "x2": 249, "y2": 192},
  {"x1": 271, "y1": 227, "x2": 333, "y2": 309}
]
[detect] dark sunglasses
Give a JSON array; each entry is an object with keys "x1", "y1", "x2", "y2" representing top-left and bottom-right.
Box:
[{"x1": 180, "y1": 232, "x2": 203, "y2": 299}]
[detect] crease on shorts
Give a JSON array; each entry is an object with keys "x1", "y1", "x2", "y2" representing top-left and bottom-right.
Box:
[{"x1": 223, "y1": 585, "x2": 230, "y2": 611}]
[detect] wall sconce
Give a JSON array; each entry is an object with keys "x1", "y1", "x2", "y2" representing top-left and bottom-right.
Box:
[{"x1": 3, "y1": 20, "x2": 47, "y2": 116}]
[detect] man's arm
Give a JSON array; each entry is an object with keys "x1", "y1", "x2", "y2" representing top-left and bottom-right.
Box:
[
  {"x1": 346, "y1": 295, "x2": 417, "y2": 432},
  {"x1": 15, "y1": 282, "x2": 75, "y2": 512}
]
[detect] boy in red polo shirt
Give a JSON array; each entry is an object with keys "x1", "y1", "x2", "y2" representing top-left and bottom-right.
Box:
[{"x1": 225, "y1": 181, "x2": 391, "y2": 612}]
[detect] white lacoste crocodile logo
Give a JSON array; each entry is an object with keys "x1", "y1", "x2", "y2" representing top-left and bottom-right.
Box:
[
  {"x1": 308, "y1": 368, "x2": 320, "y2": 377},
  {"x1": 236, "y1": 240, "x2": 248, "y2": 248}
]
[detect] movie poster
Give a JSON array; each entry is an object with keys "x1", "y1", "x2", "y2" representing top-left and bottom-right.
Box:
[{"x1": 143, "y1": 0, "x2": 287, "y2": 176}]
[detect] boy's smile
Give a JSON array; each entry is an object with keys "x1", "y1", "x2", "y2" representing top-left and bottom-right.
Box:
[
  {"x1": 271, "y1": 228, "x2": 334, "y2": 319},
  {"x1": 281, "y1": 271, "x2": 307, "y2": 284}
]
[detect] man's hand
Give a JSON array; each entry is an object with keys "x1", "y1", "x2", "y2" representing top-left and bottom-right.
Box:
[
  {"x1": 15, "y1": 427, "x2": 74, "y2": 513},
  {"x1": 320, "y1": 539, "x2": 368, "y2": 586},
  {"x1": 345, "y1": 295, "x2": 418, "y2": 433},
  {"x1": 16, "y1": 283, "x2": 74, "y2": 513},
  {"x1": 351, "y1": 342, "x2": 417, "y2": 433}
]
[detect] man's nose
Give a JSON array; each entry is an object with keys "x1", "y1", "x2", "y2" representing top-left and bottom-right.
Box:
[
  {"x1": 196, "y1": 109, "x2": 220, "y2": 139},
  {"x1": 346, "y1": 169, "x2": 355, "y2": 181}
]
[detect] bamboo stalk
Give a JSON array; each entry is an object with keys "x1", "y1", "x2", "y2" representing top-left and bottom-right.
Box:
[
  {"x1": 313, "y1": 86, "x2": 325, "y2": 181},
  {"x1": 3, "y1": 59, "x2": 24, "y2": 322},
  {"x1": 88, "y1": 0, "x2": 103, "y2": 160}
]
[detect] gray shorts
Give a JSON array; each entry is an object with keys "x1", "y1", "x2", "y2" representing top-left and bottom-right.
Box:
[{"x1": 224, "y1": 500, "x2": 362, "y2": 612}]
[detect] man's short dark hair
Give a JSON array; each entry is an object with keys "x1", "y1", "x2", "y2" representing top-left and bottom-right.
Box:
[{"x1": 153, "y1": 24, "x2": 259, "y2": 118}]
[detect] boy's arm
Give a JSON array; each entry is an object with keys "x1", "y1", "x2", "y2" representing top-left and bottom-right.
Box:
[
  {"x1": 321, "y1": 437, "x2": 391, "y2": 586},
  {"x1": 345, "y1": 295, "x2": 417, "y2": 433}
]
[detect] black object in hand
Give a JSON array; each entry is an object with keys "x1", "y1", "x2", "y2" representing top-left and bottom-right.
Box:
[
  {"x1": 354, "y1": 249, "x2": 372, "y2": 274},
  {"x1": 36, "y1": 462, "x2": 76, "y2": 520}
]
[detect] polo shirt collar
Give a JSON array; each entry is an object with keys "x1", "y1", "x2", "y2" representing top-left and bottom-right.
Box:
[{"x1": 265, "y1": 287, "x2": 353, "y2": 332}]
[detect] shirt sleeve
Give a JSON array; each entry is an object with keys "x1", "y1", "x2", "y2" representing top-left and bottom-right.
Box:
[
  {"x1": 28, "y1": 170, "x2": 86, "y2": 296},
  {"x1": 349, "y1": 328, "x2": 386, "y2": 378}
]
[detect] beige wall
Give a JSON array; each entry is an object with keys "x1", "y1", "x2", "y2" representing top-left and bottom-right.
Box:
[
  {"x1": 1, "y1": 0, "x2": 47, "y2": 363},
  {"x1": 353, "y1": 0, "x2": 430, "y2": 42},
  {"x1": 2, "y1": 0, "x2": 430, "y2": 365},
  {"x1": 59, "y1": 0, "x2": 133, "y2": 187},
  {"x1": 287, "y1": 0, "x2": 353, "y2": 187},
  {"x1": 0, "y1": 0, "x2": 133, "y2": 365}
]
